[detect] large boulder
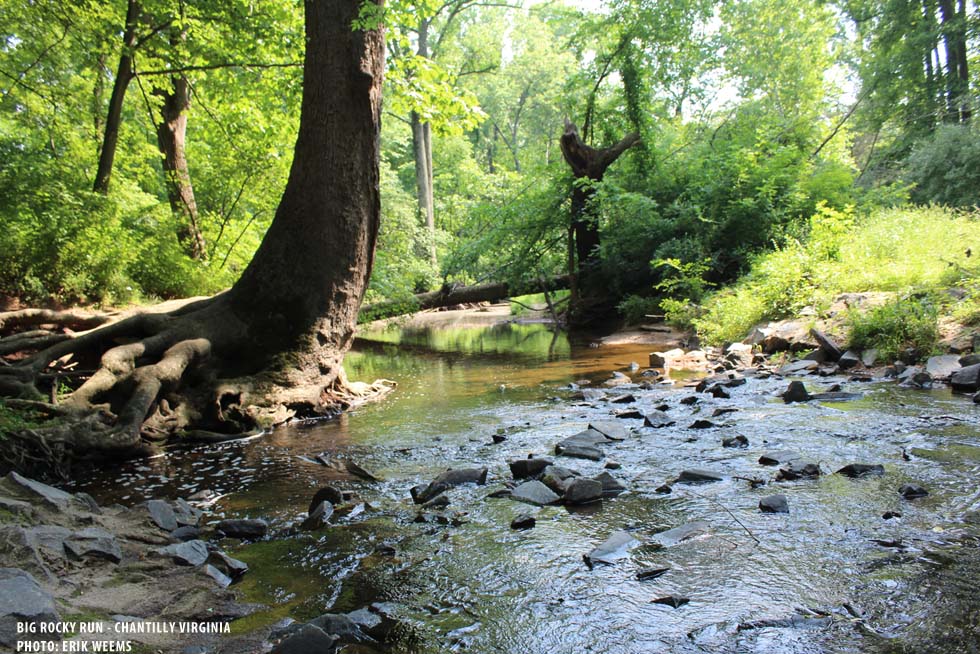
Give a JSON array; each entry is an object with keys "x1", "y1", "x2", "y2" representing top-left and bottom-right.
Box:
[
  {"x1": 0, "y1": 568, "x2": 60, "y2": 648},
  {"x1": 809, "y1": 328, "x2": 843, "y2": 361},
  {"x1": 781, "y1": 381, "x2": 810, "y2": 403},
  {"x1": 926, "y1": 355, "x2": 961, "y2": 380},
  {"x1": 563, "y1": 479, "x2": 603, "y2": 505},
  {"x1": 6, "y1": 472, "x2": 73, "y2": 510},
  {"x1": 836, "y1": 463, "x2": 885, "y2": 478},
  {"x1": 158, "y1": 539, "x2": 209, "y2": 566},
  {"x1": 951, "y1": 363, "x2": 980, "y2": 392}
]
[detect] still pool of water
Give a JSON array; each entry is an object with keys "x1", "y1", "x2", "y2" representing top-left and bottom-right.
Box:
[{"x1": 70, "y1": 320, "x2": 980, "y2": 653}]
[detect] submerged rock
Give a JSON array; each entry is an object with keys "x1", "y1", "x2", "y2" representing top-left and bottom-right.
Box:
[
  {"x1": 836, "y1": 463, "x2": 885, "y2": 478},
  {"x1": 688, "y1": 419, "x2": 718, "y2": 429},
  {"x1": 414, "y1": 467, "x2": 488, "y2": 504},
  {"x1": 759, "y1": 451, "x2": 801, "y2": 466},
  {"x1": 636, "y1": 567, "x2": 669, "y2": 581},
  {"x1": 308, "y1": 613, "x2": 376, "y2": 645},
  {"x1": 510, "y1": 481, "x2": 560, "y2": 506},
  {"x1": 585, "y1": 530, "x2": 638, "y2": 565},
  {"x1": 675, "y1": 469, "x2": 722, "y2": 484},
  {"x1": 759, "y1": 494, "x2": 789, "y2": 513},
  {"x1": 651, "y1": 595, "x2": 689, "y2": 608},
  {"x1": 652, "y1": 521, "x2": 709, "y2": 547},
  {"x1": 722, "y1": 435, "x2": 749, "y2": 448},
  {"x1": 510, "y1": 514, "x2": 536, "y2": 530},
  {"x1": 899, "y1": 484, "x2": 929, "y2": 499},
  {"x1": 775, "y1": 462, "x2": 821, "y2": 481}
]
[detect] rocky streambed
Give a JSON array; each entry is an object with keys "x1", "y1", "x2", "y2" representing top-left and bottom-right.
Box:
[{"x1": 5, "y1": 324, "x2": 980, "y2": 653}]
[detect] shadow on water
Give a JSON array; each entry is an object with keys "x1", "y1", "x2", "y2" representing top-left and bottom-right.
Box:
[{"x1": 69, "y1": 321, "x2": 980, "y2": 653}]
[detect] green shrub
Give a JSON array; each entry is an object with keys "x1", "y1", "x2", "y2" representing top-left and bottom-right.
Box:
[
  {"x1": 906, "y1": 124, "x2": 980, "y2": 208},
  {"x1": 616, "y1": 295, "x2": 662, "y2": 325},
  {"x1": 847, "y1": 296, "x2": 939, "y2": 362}
]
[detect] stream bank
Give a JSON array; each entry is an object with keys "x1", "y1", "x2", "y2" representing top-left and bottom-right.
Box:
[{"x1": 3, "y1": 309, "x2": 980, "y2": 653}]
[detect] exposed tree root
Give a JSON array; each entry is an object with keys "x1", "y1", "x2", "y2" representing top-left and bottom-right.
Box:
[{"x1": 0, "y1": 295, "x2": 394, "y2": 478}]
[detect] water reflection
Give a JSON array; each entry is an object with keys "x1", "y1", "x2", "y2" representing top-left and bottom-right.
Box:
[{"x1": 67, "y1": 321, "x2": 980, "y2": 653}]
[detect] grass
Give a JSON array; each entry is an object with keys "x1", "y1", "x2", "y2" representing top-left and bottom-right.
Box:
[{"x1": 686, "y1": 205, "x2": 980, "y2": 347}]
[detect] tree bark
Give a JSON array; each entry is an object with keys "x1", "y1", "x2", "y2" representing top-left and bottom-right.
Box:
[
  {"x1": 559, "y1": 120, "x2": 639, "y2": 325},
  {"x1": 225, "y1": 0, "x2": 385, "y2": 387},
  {"x1": 412, "y1": 17, "x2": 437, "y2": 267},
  {"x1": 156, "y1": 74, "x2": 207, "y2": 260},
  {"x1": 93, "y1": 0, "x2": 140, "y2": 194}
]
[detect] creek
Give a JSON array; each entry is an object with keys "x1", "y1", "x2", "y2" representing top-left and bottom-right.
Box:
[{"x1": 69, "y1": 317, "x2": 980, "y2": 653}]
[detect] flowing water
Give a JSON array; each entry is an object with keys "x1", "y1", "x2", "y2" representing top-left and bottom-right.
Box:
[{"x1": 70, "y1": 319, "x2": 980, "y2": 653}]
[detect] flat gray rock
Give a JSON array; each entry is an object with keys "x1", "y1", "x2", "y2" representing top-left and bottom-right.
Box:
[
  {"x1": 207, "y1": 551, "x2": 248, "y2": 578},
  {"x1": 0, "y1": 567, "x2": 60, "y2": 648},
  {"x1": 146, "y1": 500, "x2": 178, "y2": 531},
  {"x1": 159, "y1": 539, "x2": 209, "y2": 566},
  {"x1": 643, "y1": 411, "x2": 676, "y2": 428},
  {"x1": 675, "y1": 469, "x2": 723, "y2": 484},
  {"x1": 588, "y1": 421, "x2": 628, "y2": 441},
  {"x1": 6, "y1": 472, "x2": 73, "y2": 510},
  {"x1": 510, "y1": 481, "x2": 560, "y2": 506},
  {"x1": 204, "y1": 564, "x2": 233, "y2": 588},
  {"x1": 556, "y1": 444, "x2": 603, "y2": 461},
  {"x1": 586, "y1": 530, "x2": 638, "y2": 565},
  {"x1": 652, "y1": 521, "x2": 710, "y2": 547},
  {"x1": 777, "y1": 360, "x2": 818, "y2": 376},
  {"x1": 64, "y1": 527, "x2": 122, "y2": 563}
]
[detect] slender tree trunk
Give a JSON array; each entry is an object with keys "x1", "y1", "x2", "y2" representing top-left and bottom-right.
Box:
[
  {"x1": 955, "y1": 0, "x2": 970, "y2": 121},
  {"x1": 937, "y1": 0, "x2": 964, "y2": 122},
  {"x1": 226, "y1": 0, "x2": 385, "y2": 380},
  {"x1": 93, "y1": 0, "x2": 139, "y2": 194},
  {"x1": 156, "y1": 74, "x2": 207, "y2": 260},
  {"x1": 412, "y1": 111, "x2": 436, "y2": 266},
  {"x1": 411, "y1": 17, "x2": 437, "y2": 267}
]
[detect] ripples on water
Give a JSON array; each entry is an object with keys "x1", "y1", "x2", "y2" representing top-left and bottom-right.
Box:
[{"x1": 69, "y1": 321, "x2": 980, "y2": 653}]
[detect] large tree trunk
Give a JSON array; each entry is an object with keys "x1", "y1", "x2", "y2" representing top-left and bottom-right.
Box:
[
  {"x1": 559, "y1": 120, "x2": 639, "y2": 323},
  {"x1": 93, "y1": 0, "x2": 139, "y2": 194},
  {"x1": 156, "y1": 74, "x2": 207, "y2": 260},
  {"x1": 0, "y1": 0, "x2": 389, "y2": 471}
]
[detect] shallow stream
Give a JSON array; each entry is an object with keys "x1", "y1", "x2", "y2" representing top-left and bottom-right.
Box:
[{"x1": 70, "y1": 319, "x2": 980, "y2": 653}]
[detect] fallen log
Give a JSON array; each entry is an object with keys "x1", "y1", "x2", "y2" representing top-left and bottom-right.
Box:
[{"x1": 359, "y1": 275, "x2": 571, "y2": 322}]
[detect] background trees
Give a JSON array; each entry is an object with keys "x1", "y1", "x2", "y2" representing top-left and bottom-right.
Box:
[{"x1": 1, "y1": 0, "x2": 977, "y2": 322}]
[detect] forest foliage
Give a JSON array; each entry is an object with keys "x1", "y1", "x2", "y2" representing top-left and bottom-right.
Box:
[{"x1": 1, "y1": 0, "x2": 978, "y2": 339}]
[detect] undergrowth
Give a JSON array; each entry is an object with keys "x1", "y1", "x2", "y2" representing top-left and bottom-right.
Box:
[{"x1": 670, "y1": 205, "x2": 980, "y2": 345}]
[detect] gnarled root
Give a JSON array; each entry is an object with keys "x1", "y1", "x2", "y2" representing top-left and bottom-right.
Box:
[{"x1": 0, "y1": 296, "x2": 394, "y2": 477}]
